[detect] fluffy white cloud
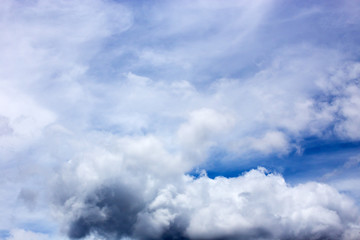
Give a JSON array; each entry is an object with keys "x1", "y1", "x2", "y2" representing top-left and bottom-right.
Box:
[
  {"x1": 177, "y1": 108, "x2": 235, "y2": 162},
  {"x1": 249, "y1": 131, "x2": 290, "y2": 155},
  {"x1": 135, "y1": 168, "x2": 359, "y2": 240},
  {"x1": 61, "y1": 168, "x2": 359, "y2": 240}
]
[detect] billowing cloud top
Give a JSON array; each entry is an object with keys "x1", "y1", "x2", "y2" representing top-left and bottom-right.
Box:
[{"x1": 0, "y1": 0, "x2": 360, "y2": 240}]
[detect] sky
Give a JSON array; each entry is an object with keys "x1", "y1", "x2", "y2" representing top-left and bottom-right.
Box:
[{"x1": 0, "y1": 0, "x2": 360, "y2": 239}]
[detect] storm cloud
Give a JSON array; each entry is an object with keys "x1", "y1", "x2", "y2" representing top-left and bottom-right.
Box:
[{"x1": 67, "y1": 185, "x2": 144, "y2": 239}]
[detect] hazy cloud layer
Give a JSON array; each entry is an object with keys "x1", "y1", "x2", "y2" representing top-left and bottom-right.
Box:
[{"x1": 0, "y1": 0, "x2": 360, "y2": 239}]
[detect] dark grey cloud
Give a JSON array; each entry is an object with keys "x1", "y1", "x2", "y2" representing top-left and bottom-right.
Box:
[
  {"x1": 67, "y1": 184, "x2": 144, "y2": 239},
  {"x1": 66, "y1": 184, "x2": 191, "y2": 240},
  {"x1": 135, "y1": 214, "x2": 190, "y2": 240}
]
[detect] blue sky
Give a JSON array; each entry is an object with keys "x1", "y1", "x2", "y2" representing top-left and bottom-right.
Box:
[{"x1": 1, "y1": 0, "x2": 360, "y2": 239}]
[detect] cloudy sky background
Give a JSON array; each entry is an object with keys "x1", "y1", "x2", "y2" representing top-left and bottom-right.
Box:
[{"x1": 1, "y1": 0, "x2": 360, "y2": 239}]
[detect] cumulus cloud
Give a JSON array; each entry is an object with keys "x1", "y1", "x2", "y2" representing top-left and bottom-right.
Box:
[
  {"x1": 177, "y1": 108, "x2": 235, "y2": 163},
  {"x1": 249, "y1": 131, "x2": 290, "y2": 155},
  {"x1": 57, "y1": 168, "x2": 359, "y2": 240},
  {"x1": 1, "y1": 0, "x2": 360, "y2": 240},
  {"x1": 181, "y1": 169, "x2": 359, "y2": 240}
]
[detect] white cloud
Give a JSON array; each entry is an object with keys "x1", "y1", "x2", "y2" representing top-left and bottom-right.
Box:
[
  {"x1": 335, "y1": 84, "x2": 360, "y2": 140},
  {"x1": 249, "y1": 131, "x2": 290, "y2": 155},
  {"x1": 0, "y1": 0, "x2": 360, "y2": 239},
  {"x1": 177, "y1": 108, "x2": 235, "y2": 162},
  {"x1": 0, "y1": 85, "x2": 55, "y2": 160},
  {"x1": 136, "y1": 168, "x2": 360, "y2": 240},
  {"x1": 6, "y1": 229, "x2": 50, "y2": 240},
  {"x1": 52, "y1": 164, "x2": 360, "y2": 239}
]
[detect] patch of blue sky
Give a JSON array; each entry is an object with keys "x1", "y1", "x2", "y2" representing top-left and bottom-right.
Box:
[
  {"x1": 0, "y1": 230, "x2": 10, "y2": 240},
  {"x1": 196, "y1": 138, "x2": 360, "y2": 185},
  {"x1": 18, "y1": 220, "x2": 57, "y2": 236}
]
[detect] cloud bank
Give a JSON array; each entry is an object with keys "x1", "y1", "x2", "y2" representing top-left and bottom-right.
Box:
[
  {"x1": 0, "y1": 0, "x2": 360, "y2": 239},
  {"x1": 58, "y1": 167, "x2": 359, "y2": 240}
]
